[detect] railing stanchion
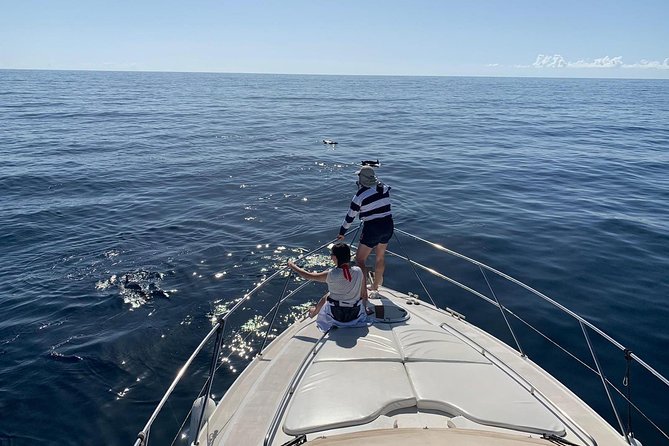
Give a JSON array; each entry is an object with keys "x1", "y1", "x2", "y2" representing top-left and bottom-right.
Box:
[
  {"x1": 480, "y1": 266, "x2": 525, "y2": 357},
  {"x1": 195, "y1": 318, "x2": 226, "y2": 445},
  {"x1": 580, "y1": 321, "x2": 627, "y2": 440},
  {"x1": 623, "y1": 349, "x2": 634, "y2": 442},
  {"x1": 259, "y1": 272, "x2": 293, "y2": 354}
]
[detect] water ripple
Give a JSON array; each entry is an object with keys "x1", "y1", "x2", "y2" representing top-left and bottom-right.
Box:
[{"x1": 1, "y1": 70, "x2": 668, "y2": 445}]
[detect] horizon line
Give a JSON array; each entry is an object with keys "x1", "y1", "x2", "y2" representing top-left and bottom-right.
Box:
[{"x1": 1, "y1": 67, "x2": 668, "y2": 81}]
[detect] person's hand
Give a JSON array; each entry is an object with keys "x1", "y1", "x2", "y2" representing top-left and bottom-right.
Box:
[
  {"x1": 287, "y1": 261, "x2": 297, "y2": 270},
  {"x1": 336, "y1": 234, "x2": 345, "y2": 241},
  {"x1": 308, "y1": 306, "x2": 318, "y2": 318}
]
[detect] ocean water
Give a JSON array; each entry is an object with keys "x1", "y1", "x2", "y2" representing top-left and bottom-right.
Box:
[{"x1": 1, "y1": 70, "x2": 668, "y2": 445}]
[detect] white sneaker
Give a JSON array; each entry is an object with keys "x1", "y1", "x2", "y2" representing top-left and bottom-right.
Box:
[{"x1": 369, "y1": 290, "x2": 380, "y2": 299}]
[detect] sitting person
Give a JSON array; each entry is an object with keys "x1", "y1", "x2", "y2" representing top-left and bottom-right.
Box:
[{"x1": 287, "y1": 242, "x2": 371, "y2": 332}]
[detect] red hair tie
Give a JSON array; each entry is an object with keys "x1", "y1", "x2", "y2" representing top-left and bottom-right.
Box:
[{"x1": 341, "y1": 264, "x2": 352, "y2": 282}]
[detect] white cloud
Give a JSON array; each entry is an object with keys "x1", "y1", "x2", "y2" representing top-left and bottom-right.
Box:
[
  {"x1": 570, "y1": 56, "x2": 623, "y2": 68},
  {"x1": 623, "y1": 58, "x2": 669, "y2": 70},
  {"x1": 527, "y1": 54, "x2": 669, "y2": 70},
  {"x1": 533, "y1": 54, "x2": 568, "y2": 68}
]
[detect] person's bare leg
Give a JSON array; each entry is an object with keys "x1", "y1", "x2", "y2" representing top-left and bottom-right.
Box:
[
  {"x1": 372, "y1": 243, "x2": 388, "y2": 290},
  {"x1": 355, "y1": 243, "x2": 373, "y2": 299}
]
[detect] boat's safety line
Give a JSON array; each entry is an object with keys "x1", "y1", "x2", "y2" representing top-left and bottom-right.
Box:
[
  {"x1": 390, "y1": 228, "x2": 669, "y2": 444},
  {"x1": 133, "y1": 234, "x2": 345, "y2": 446},
  {"x1": 394, "y1": 229, "x2": 669, "y2": 388},
  {"x1": 133, "y1": 321, "x2": 223, "y2": 446},
  {"x1": 264, "y1": 328, "x2": 330, "y2": 446},
  {"x1": 390, "y1": 231, "x2": 437, "y2": 307},
  {"x1": 581, "y1": 321, "x2": 626, "y2": 438},
  {"x1": 480, "y1": 266, "x2": 525, "y2": 357},
  {"x1": 259, "y1": 272, "x2": 294, "y2": 354},
  {"x1": 383, "y1": 250, "x2": 500, "y2": 308},
  {"x1": 503, "y1": 306, "x2": 669, "y2": 442},
  {"x1": 438, "y1": 322, "x2": 597, "y2": 446}
]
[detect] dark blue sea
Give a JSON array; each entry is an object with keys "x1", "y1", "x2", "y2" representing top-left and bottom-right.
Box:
[{"x1": 1, "y1": 70, "x2": 668, "y2": 445}]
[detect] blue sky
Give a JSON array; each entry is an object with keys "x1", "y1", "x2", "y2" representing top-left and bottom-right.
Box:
[{"x1": 2, "y1": 0, "x2": 668, "y2": 78}]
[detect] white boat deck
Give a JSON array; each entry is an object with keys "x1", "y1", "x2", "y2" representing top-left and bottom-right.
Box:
[
  {"x1": 284, "y1": 323, "x2": 564, "y2": 437},
  {"x1": 200, "y1": 287, "x2": 629, "y2": 446}
]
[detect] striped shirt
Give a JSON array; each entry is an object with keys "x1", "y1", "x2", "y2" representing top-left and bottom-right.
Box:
[{"x1": 339, "y1": 183, "x2": 392, "y2": 236}]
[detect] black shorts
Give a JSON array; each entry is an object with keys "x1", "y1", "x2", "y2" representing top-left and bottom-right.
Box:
[{"x1": 360, "y1": 216, "x2": 394, "y2": 248}]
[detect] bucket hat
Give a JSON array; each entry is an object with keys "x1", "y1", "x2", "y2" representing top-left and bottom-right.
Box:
[{"x1": 356, "y1": 166, "x2": 377, "y2": 187}]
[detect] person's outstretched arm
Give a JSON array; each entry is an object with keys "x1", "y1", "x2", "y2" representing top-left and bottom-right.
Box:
[
  {"x1": 338, "y1": 193, "x2": 362, "y2": 239},
  {"x1": 287, "y1": 261, "x2": 328, "y2": 282}
]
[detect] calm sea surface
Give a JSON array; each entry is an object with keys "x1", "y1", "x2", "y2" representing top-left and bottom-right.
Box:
[{"x1": 1, "y1": 70, "x2": 668, "y2": 445}]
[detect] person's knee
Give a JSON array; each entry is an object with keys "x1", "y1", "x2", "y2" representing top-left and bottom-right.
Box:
[
  {"x1": 355, "y1": 251, "x2": 367, "y2": 267},
  {"x1": 374, "y1": 245, "x2": 387, "y2": 258}
]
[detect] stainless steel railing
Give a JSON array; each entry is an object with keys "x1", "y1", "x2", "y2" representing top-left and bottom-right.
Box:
[
  {"x1": 132, "y1": 226, "x2": 667, "y2": 446},
  {"x1": 132, "y1": 237, "x2": 339, "y2": 446},
  {"x1": 387, "y1": 228, "x2": 668, "y2": 444}
]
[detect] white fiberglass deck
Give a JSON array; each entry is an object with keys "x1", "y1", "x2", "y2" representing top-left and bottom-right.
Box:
[
  {"x1": 283, "y1": 322, "x2": 565, "y2": 437},
  {"x1": 203, "y1": 288, "x2": 629, "y2": 446}
]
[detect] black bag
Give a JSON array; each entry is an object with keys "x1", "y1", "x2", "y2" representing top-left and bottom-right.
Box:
[{"x1": 330, "y1": 305, "x2": 360, "y2": 323}]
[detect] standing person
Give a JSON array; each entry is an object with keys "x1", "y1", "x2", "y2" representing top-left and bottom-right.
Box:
[
  {"x1": 287, "y1": 243, "x2": 369, "y2": 332},
  {"x1": 336, "y1": 165, "x2": 394, "y2": 299}
]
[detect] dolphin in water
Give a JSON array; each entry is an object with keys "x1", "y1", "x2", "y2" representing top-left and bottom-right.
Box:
[{"x1": 123, "y1": 274, "x2": 146, "y2": 296}]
